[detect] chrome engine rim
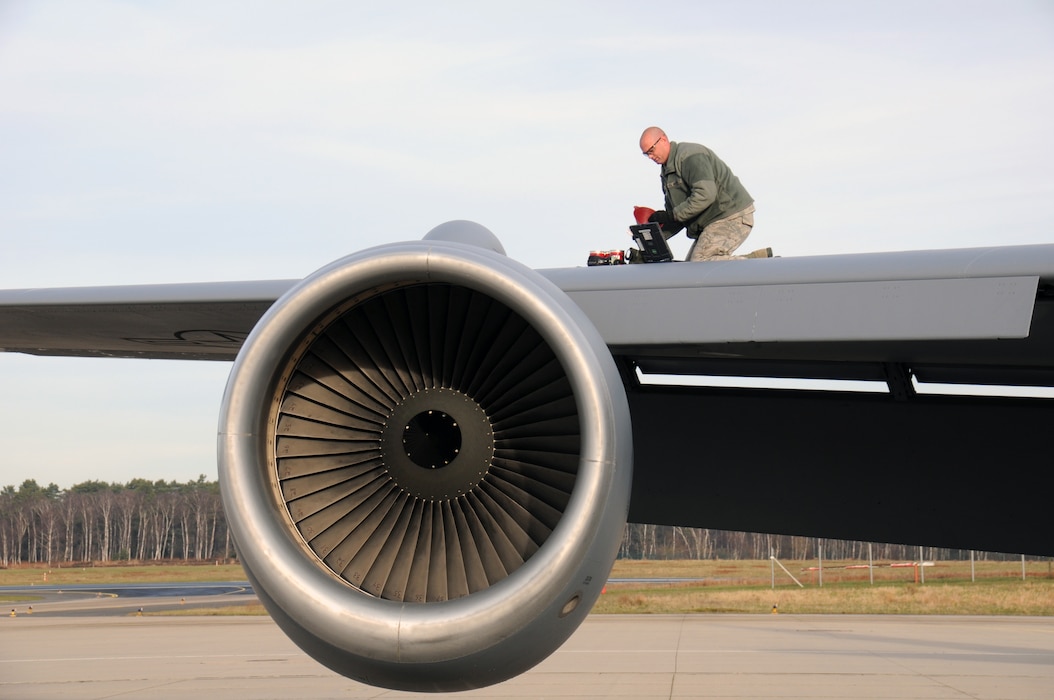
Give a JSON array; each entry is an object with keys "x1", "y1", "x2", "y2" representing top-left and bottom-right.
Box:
[{"x1": 219, "y1": 234, "x2": 632, "y2": 679}]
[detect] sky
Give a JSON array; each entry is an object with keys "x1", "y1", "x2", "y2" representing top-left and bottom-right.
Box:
[{"x1": 1, "y1": 0, "x2": 1053, "y2": 489}]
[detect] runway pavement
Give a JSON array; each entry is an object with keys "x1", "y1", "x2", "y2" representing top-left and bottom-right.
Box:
[{"x1": 2, "y1": 612, "x2": 1051, "y2": 699}]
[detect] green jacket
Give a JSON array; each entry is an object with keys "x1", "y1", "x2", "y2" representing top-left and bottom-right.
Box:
[{"x1": 661, "y1": 141, "x2": 753, "y2": 238}]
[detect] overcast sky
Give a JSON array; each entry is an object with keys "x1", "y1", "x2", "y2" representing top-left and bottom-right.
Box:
[{"x1": 2, "y1": 1, "x2": 1052, "y2": 488}]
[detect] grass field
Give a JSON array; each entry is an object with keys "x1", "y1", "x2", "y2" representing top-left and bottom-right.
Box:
[
  {"x1": 0, "y1": 562, "x2": 246, "y2": 587},
  {"x1": 2, "y1": 559, "x2": 1051, "y2": 616},
  {"x1": 596, "y1": 558, "x2": 1054, "y2": 615}
]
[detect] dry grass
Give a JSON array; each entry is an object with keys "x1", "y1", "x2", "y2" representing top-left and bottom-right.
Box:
[
  {"x1": 0, "y1": 562, "x2": 245, "y2": 587},
  {"x1": 3, "y1": 560, "x2": 1052, "y2": 616},
  {"x1": 594, "y1": 580, "x2": 1054, "y2": 615},
  {"x1": 148, "y1": 603, "x2": 269, "y2": 617},
  {"x1": 597, "y1": 559, "x2": 1054, "y2": 615},
  {"x1": 608, "y1": 558, "x2": 1054, "y2": 584}
]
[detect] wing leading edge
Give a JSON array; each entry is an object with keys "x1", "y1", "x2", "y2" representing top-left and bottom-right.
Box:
[
  {"x1": 3, "y1": 243, "x2": 1053, "y2": 363},
  {"x1": 0, "y1": 280, "x2": 294, "y2": 360}
]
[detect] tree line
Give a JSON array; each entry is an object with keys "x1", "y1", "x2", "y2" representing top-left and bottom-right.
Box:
[
  {"x1": 1, "y1": 477, "x2": 230, "y2": 566},
  {"x1": 0, "y1": 478, "x2": 1024, "y2": 567},
  {"x1": 617, "y1": 523, "x2": 1021, "y2": 562}
]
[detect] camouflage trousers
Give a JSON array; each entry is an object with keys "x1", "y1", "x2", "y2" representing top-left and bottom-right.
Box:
[{"x1": 686, "y1": 204, "x2": 756, "y2": 261}]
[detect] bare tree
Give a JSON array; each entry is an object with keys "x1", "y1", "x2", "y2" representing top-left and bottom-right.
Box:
[{"x1": 34, "y1": 498, "x2": 59, "y2": 565}]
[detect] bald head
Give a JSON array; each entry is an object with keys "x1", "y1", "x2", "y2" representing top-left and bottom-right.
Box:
[{"x1": 639, "y1": 126, "x2": 670, "y2": 164}]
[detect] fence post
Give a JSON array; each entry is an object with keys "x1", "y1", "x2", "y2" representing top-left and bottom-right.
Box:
[
  {"x1": 818, "y1": 540, "x2": 823, "y2": 588},
  {"x1": 868, "y1": 542, "x2": 874, "y2": 585}
]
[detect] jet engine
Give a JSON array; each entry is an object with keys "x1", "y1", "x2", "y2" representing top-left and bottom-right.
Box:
[{"x1": 218, "y1": 222, "x2": 633, "y2": 691}]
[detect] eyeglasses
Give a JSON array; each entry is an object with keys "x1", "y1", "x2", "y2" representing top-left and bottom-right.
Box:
[{"x1": 642, "y1": 136, "x2": 663, "y2": 156}]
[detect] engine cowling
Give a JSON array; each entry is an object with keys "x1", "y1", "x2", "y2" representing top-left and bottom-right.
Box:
[{"x1": 218, "y1": 222, "x2": 632, "y2": 692}]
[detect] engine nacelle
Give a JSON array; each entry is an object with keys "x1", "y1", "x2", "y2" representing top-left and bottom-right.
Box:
[{"x1": 218, "y1": 222, "x2": 632, "y2": 691}]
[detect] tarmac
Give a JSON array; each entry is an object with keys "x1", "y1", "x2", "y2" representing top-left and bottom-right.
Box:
[{"x1": 3, "y1": 608, "x2": 1052, "y2": 699}]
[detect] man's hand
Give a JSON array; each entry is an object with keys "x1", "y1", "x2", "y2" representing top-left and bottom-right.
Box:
[{"x1": 648, "y1": 210, "x2": 676, "y2": 228}]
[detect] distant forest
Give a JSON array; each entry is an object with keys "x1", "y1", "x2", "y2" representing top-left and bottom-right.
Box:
[{"x1": 0, "y1": 478, "x2": 1029, "y2": 567}]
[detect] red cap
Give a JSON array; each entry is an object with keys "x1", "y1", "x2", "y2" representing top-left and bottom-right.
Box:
[{"x1": 633, "y1": 206, "x2": 655, "y2": 225}]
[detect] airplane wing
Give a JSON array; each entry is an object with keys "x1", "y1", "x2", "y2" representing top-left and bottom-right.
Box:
[
  {"x1": 4, "y1": 243, "x2": 1050, "y2": 376},
  {"x1": 2, "y1": 225, "x2": 1052, "y2": 692},
  {"x1": 0, "y1": 279, "x2": 293, "y2": 360}
]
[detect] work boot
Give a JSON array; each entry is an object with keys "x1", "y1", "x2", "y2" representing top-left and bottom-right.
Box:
[{"x1": 745, "y1": 247, "x2": 773, "y2": 259}]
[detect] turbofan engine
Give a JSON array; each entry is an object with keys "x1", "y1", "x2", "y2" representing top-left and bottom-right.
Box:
[{"x1": 218, "y1": 222, "x2": 632, "y2": 691}]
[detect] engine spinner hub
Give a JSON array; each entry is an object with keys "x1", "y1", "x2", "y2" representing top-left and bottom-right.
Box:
[{"x1": 381, "y1": 388, "x2": 494, "y2": 500}]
